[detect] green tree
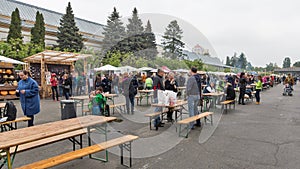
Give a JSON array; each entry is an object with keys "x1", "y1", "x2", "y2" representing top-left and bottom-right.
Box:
[
  {"x1": 31, "y1": 11, "x2": 45, "y2": 48},
  {"x1": 140, "y1": 20, "x2": 157, "y2": 60},
  {"x1": 237, "y1": 52, "x2": 247, "y2": 69},
  {"x1": 57, "y1": 2, "x2": 83, "y2": 52},
  {"x1": 293, "y1": 61, "x2": 300, "y2": 67},
  {"x1": 283, "y1": 57, "x2": 291, "y2": 68},
  {"x1": 162, "y1": 20, "x2": 185, "y2": 59},
  {"x1": 184, "y1": 59, "x2": 203, "y2": 71},
  {"x1": 102, "y1": 7, "x2": 126, "y2": 55},
  {"x1": 226, "y1": 56, "x2": 231, "y2": 66},
  {"x1": 7, "y1": 8, "x2": 22, "y2": 43},
  {"x1": 265, "y1": 62, "x2": 275, "y2": 72},
  {"x1": 126, "y1": 8, "x2": 144, "y2": 37}
]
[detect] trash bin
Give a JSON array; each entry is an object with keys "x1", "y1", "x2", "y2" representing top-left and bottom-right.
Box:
[{"x1": 60, "y1": 100, "x2": 77, "y2": 120}]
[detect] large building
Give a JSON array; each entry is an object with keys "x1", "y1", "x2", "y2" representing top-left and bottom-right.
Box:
[{"x1": 0, "y1": 0, "x2": 105, "y2": 50}]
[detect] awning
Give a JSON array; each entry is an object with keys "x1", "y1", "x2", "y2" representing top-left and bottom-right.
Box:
[{"x1": 0, "y1": 55, "x2": 25, "y2": 65}]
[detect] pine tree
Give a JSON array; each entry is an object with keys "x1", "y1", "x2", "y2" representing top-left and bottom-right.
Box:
[
  {"x1": 31, "y1": 11, "x2": 45, "y2": 48},
  {"x1": 57, "y1": 2, "x2": 83, "y2": 52},
  {"x1": 226, "y1": 56, "x2": 231, "y2": 66},
  {"x1": 126, "y1": 8, "x2": 144, "y2": 37},
  {"x1": 141, "y1": 20, "x2": 157, "y2": 60},
  {"x1": 120, "y1": 8, "x2": 145, "y2": 56},
  {"x1": 162, "y1": 20, "x2": 185, "y2": 59},
  {"x1": 102, "y1": 7, "x2": 126, "y2": 54},
  {"x1": 7, "y1": 8, "x2": 22, "y2": 43}
]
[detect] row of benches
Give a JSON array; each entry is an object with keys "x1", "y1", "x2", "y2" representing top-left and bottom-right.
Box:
[{"x1": 0, "y1": 126, "x2": 138, "y2": 169}]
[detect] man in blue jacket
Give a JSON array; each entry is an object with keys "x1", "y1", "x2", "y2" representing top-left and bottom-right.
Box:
[{"x1": 17, "y1": 70, "x2": 40, "y2": 127}]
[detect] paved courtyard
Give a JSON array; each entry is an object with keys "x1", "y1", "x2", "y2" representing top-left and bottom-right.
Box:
[{"x1": 10, "y1": 83, "x2": 300, "y2": 169}]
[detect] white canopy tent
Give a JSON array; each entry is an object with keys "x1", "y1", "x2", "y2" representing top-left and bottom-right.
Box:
[
  {"x1": 118, "y1": 66, "x2": 137, "y2": 73},
  {"x1": 94, "y1": 64, "x2": 120, "y2": 71},
  {"x1": 138, "y1": 67, "x2": 153, "y2": 71},
  {"x1": 0, "y1": 55, "x2": 25, "y2": 65}
]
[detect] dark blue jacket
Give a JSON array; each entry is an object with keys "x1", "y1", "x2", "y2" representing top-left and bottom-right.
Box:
[{"x1": 17, "y1": 77, "x2": 40, "y2": 116}]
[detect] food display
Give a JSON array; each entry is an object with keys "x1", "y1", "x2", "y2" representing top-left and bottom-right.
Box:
[{"x1": 0, "y1": 62, "x2": 18, "y2": 99}]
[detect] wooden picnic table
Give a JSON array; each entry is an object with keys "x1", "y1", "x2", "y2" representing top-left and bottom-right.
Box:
[
  {"x1": 0, "y1": 115, "x2": 116, "y2": 169},
  {"x1": 151, "y1": 100, "x2": 188, "y2": 122},
  {"x1": 202, "y1": 92, "x2": 224, "y2": 109},
  {"x1": 138, "y1": 90, "x2": 153, "y2": 106}
]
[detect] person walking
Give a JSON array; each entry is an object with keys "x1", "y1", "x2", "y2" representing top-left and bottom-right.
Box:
[
  {"x1": 62, "y1": 73, "x2": 72, "y2": 100},
  {"x1": 186, "y1": 67, "x2": 201, "y2": 129},
  {"x1": 238, "y1": 72, "x2": 247, "y2": 105},
  {"x1": 50, "y1": 73, "x2": 59, "y2": 101},
  {"x1": 122, "y1": 72, "x2": 138, "y2": 114},
  {"x1": 255, "y1": 75, "x2": 263, "y2": 104},
  {"x1": 17, "y1": 70, "x2": 40, "y2": 127}
]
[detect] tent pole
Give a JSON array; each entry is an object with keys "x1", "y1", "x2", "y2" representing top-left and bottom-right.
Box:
[{"x1": 41, "y1": 53, "x2": 46, "y2": 99}]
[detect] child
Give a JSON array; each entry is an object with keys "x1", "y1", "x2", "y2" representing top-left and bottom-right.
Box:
[{"x1": 91, "y1": 87, "x2": 107, "y2": 115}]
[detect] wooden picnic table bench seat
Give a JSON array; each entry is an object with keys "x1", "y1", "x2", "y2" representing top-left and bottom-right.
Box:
[
  {"x1": 177, "y1": 112, "x2": 213, "y2": 138},
  {"x1": 220, "y1": 100, "x2": 235, "y2": 113},
  {"x1": 0, "y1": 128, "x2": 96, "y2": 158},
  {"x1": 0, "y1": 116, "x2": 31, "y2": 132},
  {"x1": 144, "y1": 110, "x2": 168, "y2": 130},
  {"x1": 109, "y1": 103, "x2": 125, "y2": 114},
  {"x1": 135, "y1": 94, "x2": 153, "y2": 105},
  {"x1": 16, "y1": 135, "x2": 139, "y2": 169}
]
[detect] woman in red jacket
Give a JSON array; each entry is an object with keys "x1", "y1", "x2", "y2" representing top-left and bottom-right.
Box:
[{"x1": 50, "y1": 73, "x2": 59, "y2": 101}]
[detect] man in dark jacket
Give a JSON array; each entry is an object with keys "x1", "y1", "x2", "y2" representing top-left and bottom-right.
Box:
[
  {"x1": 186, "y1": 67, "x2": 201, "y2": 129},
  {"x1": 225, "y1": 82, "x2": 236, "y2": 100},
  {"x1": 238, "y1": 72, "x2": 247, "y2": 105},
  {"x1": 152, "y1": 69, "x2": 165, "y2": 130}
]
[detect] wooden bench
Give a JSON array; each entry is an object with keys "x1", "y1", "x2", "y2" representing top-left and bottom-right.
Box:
[
  {"x1": 109, "y1": 103, "x2": 125, "y2": 114},
  {"x1": 177, "y1": 112, "x2": 213, "y2": 138},
  {"x1": 0, "y1": 116, "x2": 31, "y2": 132},
  {"x1": 16, "y1": 135, "x2": 139, "y2": 169},
  {"x1": 135, "y1": 94, "x2": 153, "y2": 105},
  {"x1": 220, "y1": 100, "x2": 235, "y2": 113},
  {"x1": 0, "y1": 128, "x2": 96, "y2": 159}
]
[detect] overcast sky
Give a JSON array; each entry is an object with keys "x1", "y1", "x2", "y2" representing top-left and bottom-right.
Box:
[{"x1": 18, "y1": 0, "x2": 300, "y2": 67}]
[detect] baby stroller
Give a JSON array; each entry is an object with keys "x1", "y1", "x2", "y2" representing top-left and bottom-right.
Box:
[{"x1": 282, "y1": 84, "x2": 293, "y2": 96}]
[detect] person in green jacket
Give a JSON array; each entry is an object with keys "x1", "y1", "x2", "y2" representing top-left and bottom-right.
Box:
[
  {"x1": 91, "y1": 87, "x2": 107, "y2": 115},
  {"x1": 255, "y1": 75, "x2": 262, "y2": 104},
  {"x1": 145, "y1": 75, "x2": 153, "y2": 90}
]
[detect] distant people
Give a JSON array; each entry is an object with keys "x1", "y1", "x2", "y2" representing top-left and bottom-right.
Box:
[
  {"x1": 284, "y1": 74, "x2": 295, "y2": 90},
  {"x1": 238, "y1": 72, "x2": 247, "y2": 105},
  {"x1": 76, "y1": 73, "x2": 84, "y2": 95},
  {"x1": 122, "y1": 72, "x2": 138, "y2": 114},
  {"x1": 178, "y1": 73, "x2": 186, "y2": 87},
  {"x1": 145, "y1": 74, "x2": 153, "y2": 90},
  {"x1": 186, "y1": 67, "x2": 202, "y2": 129},
  {"x1": 62, "y1": 73, "x2": 72, "y2": 100},
  {"x1": 101, "y1": 74, "x2": 111, "y2": 93},
  {"x1": 141, "y1": 73, "x2": 147, "y2": 84},
  {"x1": 255, "y1": 75, "x2": 262, "y2": 105},
  {"x1": 152, "y1": 69, "x2": 165, "y2": 130},
  {"x1": 17, "y1": 70, "x2": 40, "y2": 127},
  {"x1": 112, "y1": 74, "x2": 119, "y2": 95},
  {"x1": 225, "y1": 82, "x2": 235, "y2": 100},
  {"x1": 165, "y1": 72, "x2": 178, "y2": 122},
  {"x1": 50, "y1": 73, "x2": 59, "y2": 101},
  {"x1": 94, "y1": 74, "x2": 102, "y2": 90}
]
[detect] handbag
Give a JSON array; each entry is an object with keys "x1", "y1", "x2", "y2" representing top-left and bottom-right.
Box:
[{"x1": 64, "y1": 85, "x2": 70, "y2": 89}]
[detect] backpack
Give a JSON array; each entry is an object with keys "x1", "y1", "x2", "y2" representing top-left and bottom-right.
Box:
[
  {"x1": 129, "y1": 78, "x2": 138, "y2": 96},
  {"x1": 3, "y1": 101, "x2": 17, "y2": 121}
]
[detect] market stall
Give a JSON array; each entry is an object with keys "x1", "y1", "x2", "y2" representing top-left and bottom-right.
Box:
[
  {"x1": 24, "y1": 50, "x2": 91, "y2": 98},
  {"x1": 0, "y1": 55, "x2": 25, "y2": 100}
]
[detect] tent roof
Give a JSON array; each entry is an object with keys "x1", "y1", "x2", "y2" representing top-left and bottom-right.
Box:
[
  {"x1": 24, "y1": 50, "x2": 92, "y2": 64},
  {"x1": 94, "y1": 64, "x2": 119, "y2": 71},
  {"x1": 0, "y1": 55, "x2": 25, "y2": 65}
]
